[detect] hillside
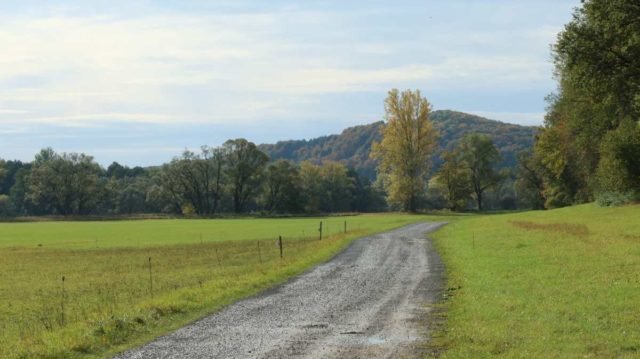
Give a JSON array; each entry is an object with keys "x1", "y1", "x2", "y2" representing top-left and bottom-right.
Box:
[{"x1": 259, "y1": 110, "x2": 538, "y2": 179}]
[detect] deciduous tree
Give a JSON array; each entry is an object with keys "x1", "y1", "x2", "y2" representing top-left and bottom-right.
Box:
[
  {"x1": 318, "y1": 161, "x2": 354, "y2": 213},
  {"x1": 26, "y1": 148, "x2": 103, "y2": 215},
  {"x1": 515, "y1": 151, "x2": 546, "y2": 209},
  {"x1": 263, "y1": 160, "x2": 302, "y2": 213},
  {"x1": 459, "y1": 134, "x2": 501, "y2": 211},
  {"x1": 160, "y1": 146, "x2": 226, "y2": 215},
  {"x1": 434, "y1": 150, "x2": 471, "y2": 211},
  {"x1": 371, "y1": 89, "x2": 438, "y2": 212},
  {"x1": 223, "y1": 139, "x2": 269, "y2": 213},
  {"x1": 533, "y1": 0, "x2": 640, "y2": 206}
]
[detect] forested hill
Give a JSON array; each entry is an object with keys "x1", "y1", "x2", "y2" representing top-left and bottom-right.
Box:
[
  {"x1": 259, "y1": 110, "x2": 538, "y2": 179},
  {"x1": 260, "y1": 120, "x2": 383, "y2": 179}
]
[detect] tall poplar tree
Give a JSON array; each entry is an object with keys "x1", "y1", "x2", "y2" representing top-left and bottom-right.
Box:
[{"x1": 371, "y1": 89, "x2": 438, "y2": 212}]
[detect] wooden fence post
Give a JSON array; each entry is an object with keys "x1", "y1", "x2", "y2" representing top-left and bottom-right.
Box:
[
  {"x1": 148, "y1": 257, "x2": 153, "y2": 298},
  {"x1": 61, "y1": 276, "x2": 66, "y2": 326},
  {"x1": 319, "y1": 221, "x2": 323, "y2": 240},
  {"x1": 279, "y1": 236, "x2": 283, "y2": 258},
  {"x1": 215, "y1": 247, "x2": 222, "y2": 268}
]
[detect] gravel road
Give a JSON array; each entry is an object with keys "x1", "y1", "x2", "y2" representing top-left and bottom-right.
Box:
[{"x1": 115, "y1": 222, "x2": 446, "y2": 359}]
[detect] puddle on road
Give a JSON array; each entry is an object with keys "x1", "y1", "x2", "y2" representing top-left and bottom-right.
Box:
[{"x1": 367, "y1": 337, "x2": 386, "y2": 345}]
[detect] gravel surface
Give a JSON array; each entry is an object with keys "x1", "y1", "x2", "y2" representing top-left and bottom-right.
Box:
[{"x1": 115, "y1": 222, "x2": 446, "y2": 359}]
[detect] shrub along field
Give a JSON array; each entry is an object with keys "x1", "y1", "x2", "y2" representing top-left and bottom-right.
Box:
[
  {"x1": 0, "y1": 213, "x2": 441, "y2": 359},
  {"x1": 430, "y1": 203, "x2": 640, "y2": 357}
]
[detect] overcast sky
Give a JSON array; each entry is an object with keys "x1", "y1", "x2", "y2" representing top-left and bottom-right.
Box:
[{"x1": 0, "y1": 0, "x2": 580, "y2": 166}]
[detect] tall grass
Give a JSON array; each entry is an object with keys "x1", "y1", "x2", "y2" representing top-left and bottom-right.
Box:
[{"x1": 2, "y1": 233, "x2": 353, "y2": 358}]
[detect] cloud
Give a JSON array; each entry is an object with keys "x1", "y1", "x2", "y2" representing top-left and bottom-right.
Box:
[
  {"x1": 0, "y1": 0, "x2": 582, "y2": 168},
  {"x1": 0, "y1": 109, "x2": 30, "y2": 114},
  {"x1": 18, "y1": 113, "x2": 177, "y2": 127},
  {"x1": 0, "y1": 13, "x2": 273, "y2": 114},
  {"x1": 0, "y1": 1, "x2": 567, "y2": 128}
]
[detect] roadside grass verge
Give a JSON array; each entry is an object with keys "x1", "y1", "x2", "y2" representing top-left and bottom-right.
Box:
[
  {"x1": 0, "y1": 213, "x2": 446, "y2": 358},
  {"x1": 429, "y1": 203, "x2": 640, "y2": 357}
]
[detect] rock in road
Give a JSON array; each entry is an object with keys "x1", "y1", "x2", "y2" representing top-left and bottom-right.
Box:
[{"x1": 115, "y1": 222, "x2": 446, "y2": 359}]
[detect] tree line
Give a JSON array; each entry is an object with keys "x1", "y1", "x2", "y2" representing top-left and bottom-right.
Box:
[
  {"x1": 0, "y1": 129, "x2": 528, "y2": 218},
  {"x1": 519, "y1": 0, "x2": 640, "y2": 208},
  {"x1": 0, "y1": 90, "x2": 535, "y2": 217},
  {"x1": 0, "y1": 139, "x2": 386, "y2": 217}
]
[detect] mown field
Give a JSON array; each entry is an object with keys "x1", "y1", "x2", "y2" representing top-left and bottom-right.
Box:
[
  {"x1": 0, "y1": 213, "x2": 442, "y2": 359},
  {"x1": 430, "y1": 203, "x2": 640, "y2": 358}
]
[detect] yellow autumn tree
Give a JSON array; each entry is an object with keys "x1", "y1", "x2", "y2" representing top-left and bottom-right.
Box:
[{"x1": 371, "y1": 89, "x2": 439, "y2": 212}]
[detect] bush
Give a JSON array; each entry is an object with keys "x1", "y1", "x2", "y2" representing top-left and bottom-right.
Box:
[
  {"x1": 0, "y1": 194, "x2": 14, "y2": 216},
  {"x1": 596, "y1": 191, "x2": 638, "y2": 207},
  {"x1": 596, "y1": 119, "x2": 640, "y2": 199}
]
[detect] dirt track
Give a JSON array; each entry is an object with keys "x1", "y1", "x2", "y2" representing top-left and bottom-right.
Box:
[{"x1": 115, "y1": 222, "x2": 446, "y2": 359}]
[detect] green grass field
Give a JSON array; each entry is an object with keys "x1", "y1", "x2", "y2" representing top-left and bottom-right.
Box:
[
  {"x1": 430, "y1": 203, "x2": 640, "y2": 358},
  {"x1": 6, "y1": 205, "x2": 635, "y2": 358},
  {"x1": 0, "y1": 215, "x2": 431, "y2": 249},
  {"x1": 0, "y1": 213, "x2": 442, "y2": 359}
]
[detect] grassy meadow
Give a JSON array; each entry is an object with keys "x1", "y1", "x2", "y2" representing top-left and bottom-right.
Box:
[
  {"x1": 0, "y1": 215, "x2": 430, "y2": 249},
  {"x1": 6, "y1": 203, "x2": 637, "y2": 358},
  {"x1": 430, "y1": 203, "x2": 640, "y2": 358},
  {"x1": 0, "y1": 213, "x2": 443, "y2": 358}
]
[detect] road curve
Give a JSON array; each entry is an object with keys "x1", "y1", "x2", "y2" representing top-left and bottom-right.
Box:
[{"x1": 115, "y1": 222, "x2": 447, "y2": 359}]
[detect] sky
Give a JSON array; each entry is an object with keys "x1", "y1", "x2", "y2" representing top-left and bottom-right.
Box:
[{"x1": 0, "y1": 0, "x2": 580, "y2": 166}]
